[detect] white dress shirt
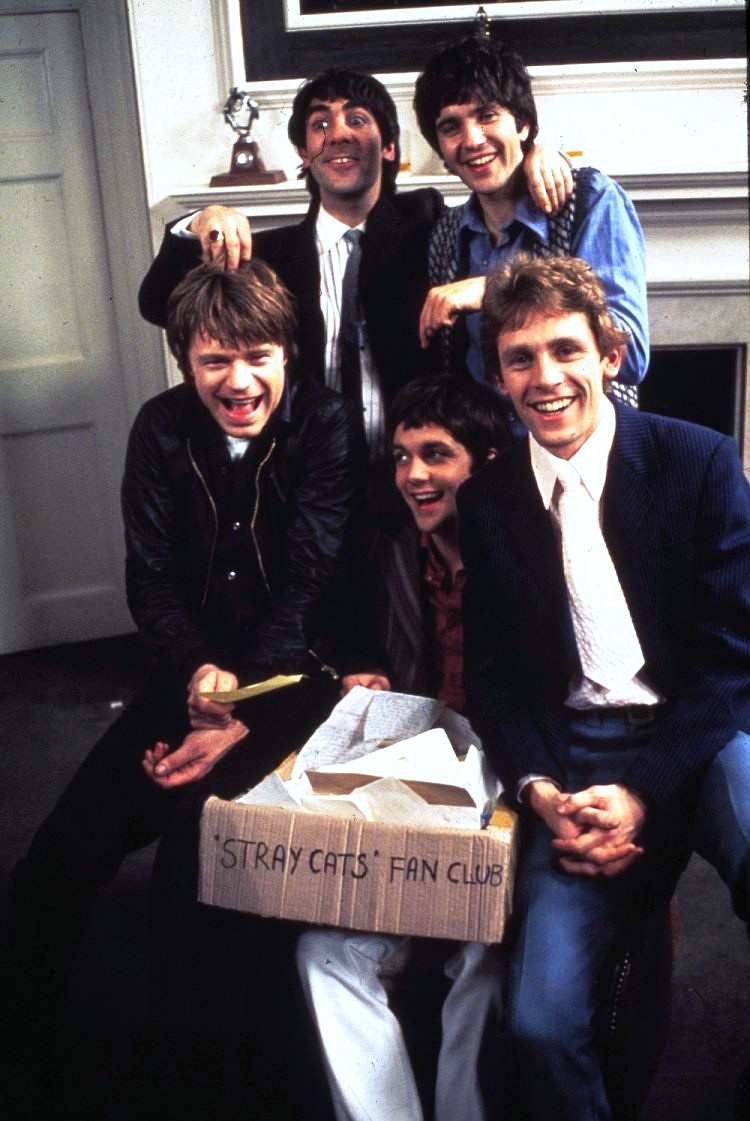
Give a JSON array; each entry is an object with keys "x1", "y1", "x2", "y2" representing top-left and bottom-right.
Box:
[
  {"x1": 529, "y1": 397, "x2": 663, "y2": 710},
  {"x1": 315, "y1": 207, "x2": 386, "y2": 460}
]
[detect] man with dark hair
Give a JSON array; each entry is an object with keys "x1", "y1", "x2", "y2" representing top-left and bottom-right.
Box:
[
  {"x1": 4, "y1": 260, "x2": 365, "y2": 1114},
  {"x1": 414, "y1": 37, "x2": 648, "y2": 410},
  {"x1": 460, "y1": 254, "x2": 750, "y2": 1121},
  {"x1": 295, "y1": 375, "x2": 512, "y2": 1121},
  {"x1": 286, "y1": 68, "x2": 402, "y2": 200},
  {"x1": 341, "y1": 374, "x2": 512, "y2": 700},
  {"x1": 139, "y1": 67, "x2": 569, "y2": 461}
]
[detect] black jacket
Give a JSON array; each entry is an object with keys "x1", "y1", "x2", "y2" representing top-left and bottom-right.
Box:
[
  {"x1": 122, "y1": 377, "x2": 366, "y2": 691},
  {"x1": 138, "y1": 189, "x2": 445, "y2": 404}
]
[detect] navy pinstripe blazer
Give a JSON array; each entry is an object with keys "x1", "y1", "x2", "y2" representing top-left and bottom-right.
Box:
[{"x1": 458, "y1": 402, "x2": 750, "y2": 812}]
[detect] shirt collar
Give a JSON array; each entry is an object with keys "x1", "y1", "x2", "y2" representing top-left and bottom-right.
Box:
[
  {"x1": 513, "y1": 190, "x2": 549, "y2": 241},
  {"x1": 420, "y1": 532, "x2": 463, "y2": 588},
  {"x1": 458, "y1": 189, "x2": 548, "y2": 242},
  {"x1": 316, "y1": 205, "x2": 366, "y2": 253},
  {"x1": 529, "y1": 396, "x2": 616, "y2": 508}
]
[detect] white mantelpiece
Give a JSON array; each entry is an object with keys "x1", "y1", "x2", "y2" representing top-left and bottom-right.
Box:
[{"x1": 161, "y1": 165, "x2": 749, "y2": 354}]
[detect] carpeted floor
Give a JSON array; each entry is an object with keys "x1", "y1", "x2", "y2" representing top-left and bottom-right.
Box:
[{"x1": 1, "y1": 635, "x2": 747, "y2": 1120}]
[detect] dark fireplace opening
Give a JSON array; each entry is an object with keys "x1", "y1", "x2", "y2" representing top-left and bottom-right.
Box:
[{"x1": 640, "y1": 346, "x2": 745, "y2": 445}]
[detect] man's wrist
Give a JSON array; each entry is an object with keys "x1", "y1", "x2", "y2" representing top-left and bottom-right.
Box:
[{"x1": 517, "y1": 773, "x2": 560, "y2": 805}]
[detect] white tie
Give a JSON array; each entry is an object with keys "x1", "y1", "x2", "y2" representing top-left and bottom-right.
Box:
[{"x1": 555, "y1": 460, "x2": 644, "y2": 691}]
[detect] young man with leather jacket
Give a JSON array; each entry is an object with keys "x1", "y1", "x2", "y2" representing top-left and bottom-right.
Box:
[{"x1": 3, "y1": 259, "x2": 366, "y2": 1117}]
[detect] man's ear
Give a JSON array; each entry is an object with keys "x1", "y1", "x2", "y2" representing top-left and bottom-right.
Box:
[
  {"x1": 493, "y1": 372, "x2": 511, "y2": 397},
  {"x1": 485, "y1": 447, "x2": 498, "y2": 463},
  {"x1": 602, "y1": 345, "x2": 624, "y2": 384},
  {"x1": 382, "y1": 141, "x2": 396, "y2": 164},
  {"x1": 296, "y1": 145, "x2": 311, "y2": 170}
]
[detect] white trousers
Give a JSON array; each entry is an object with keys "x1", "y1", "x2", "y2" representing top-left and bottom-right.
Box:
[{"x1": 296, "y1": 928, "x2": 504, "y2": 1121}]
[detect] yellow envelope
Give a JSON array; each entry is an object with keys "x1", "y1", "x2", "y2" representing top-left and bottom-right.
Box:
[{"x1": 201, "y1": 673, "x2": 306, "y2": 704}]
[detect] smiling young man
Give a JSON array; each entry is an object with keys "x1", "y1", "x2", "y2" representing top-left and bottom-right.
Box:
[
  {"x1": 457, "y1": 254, "x2": 750, "y2": 1121},
  {"x1": 295, "y1": 375, "x2": 512, "y2": 1121},
  {"x1": 344, "y1": 373, "x2": 511, "y2": 702},
  {"x1": 4, "y1": 260, "x2": 365, "y2": 1113},
  {"x1": 414, "y1": 36, "x2": 648, "y2": 414}
]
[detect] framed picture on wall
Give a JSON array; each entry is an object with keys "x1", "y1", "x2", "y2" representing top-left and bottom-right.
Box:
[{"x1": 237, "y1": 0, "x2": 745, "y2": 80}]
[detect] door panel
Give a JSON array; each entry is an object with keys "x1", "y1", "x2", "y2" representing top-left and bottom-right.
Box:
[{"x1": 0, "y1": 10, "x2": 133, "y2": 651}]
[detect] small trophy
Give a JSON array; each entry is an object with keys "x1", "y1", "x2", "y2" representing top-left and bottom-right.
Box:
[{"x1": 210, "y1": 88, "x2": 286, "y2": 187}]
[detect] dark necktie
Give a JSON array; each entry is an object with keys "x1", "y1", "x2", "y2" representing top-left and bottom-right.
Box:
[{"x1": 339, "y1": 228, "x2": 363, "y2": 412}]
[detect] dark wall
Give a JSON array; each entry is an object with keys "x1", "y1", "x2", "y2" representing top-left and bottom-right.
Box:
[{"x1": 240, "y1": 2, "x2": 746, "y2": 80}]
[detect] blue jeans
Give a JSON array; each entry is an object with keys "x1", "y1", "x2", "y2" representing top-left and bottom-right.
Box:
[{"x1": 506, "y1": 713, "x2": 750, "y2": 1121}]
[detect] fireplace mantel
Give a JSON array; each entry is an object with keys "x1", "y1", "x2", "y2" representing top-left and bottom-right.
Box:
[{"x1": 160, "y1": 167, "x2": 748, "y2": 295}]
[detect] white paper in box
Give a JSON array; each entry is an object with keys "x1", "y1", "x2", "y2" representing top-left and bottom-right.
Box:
[{"x1": 198, "y1": 689, "x2": 517, "y2": 943}]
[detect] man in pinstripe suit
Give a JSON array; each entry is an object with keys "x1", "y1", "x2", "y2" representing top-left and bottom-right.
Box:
[{"x1": 460, "y1": 253, "x2": 750, "y2": 1121}]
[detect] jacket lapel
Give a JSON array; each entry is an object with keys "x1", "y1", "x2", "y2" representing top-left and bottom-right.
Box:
[
  {"x1": 274, "y1": 207, "x2": 326, "y2": 384},
  {"x1": 602, "y1": 403, "x2": 657, "y2": 560},
  {"x1": 500, "y1": 443, "x2": 564, "y2": 595},
  {"x1": 359, "y1": 193, "x2": 405, "y2": 301}
]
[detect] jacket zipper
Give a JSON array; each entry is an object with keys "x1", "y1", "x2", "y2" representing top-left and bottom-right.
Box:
[
  {"x1": 187, "y1": 437, "x2": 218, "y2": 609},
  {"x1": 250, "y1": 436, "x2": 339, "y2": 682},
  {"x1": 250, "y1": 438, "x2": 275, "y2": 595}
]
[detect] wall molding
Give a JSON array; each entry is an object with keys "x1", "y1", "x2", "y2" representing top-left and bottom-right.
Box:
[
  {"x1": 164, "y1": 168, "x2": 748, "y2": 221},
  {"x1": 224, "y1": 57, "x2": 746, "y2": 106}
]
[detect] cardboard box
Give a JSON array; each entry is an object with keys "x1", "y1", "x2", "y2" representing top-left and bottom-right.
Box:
[{"x1": 199, "y1": 796, "x2": 516, "y2": 944}]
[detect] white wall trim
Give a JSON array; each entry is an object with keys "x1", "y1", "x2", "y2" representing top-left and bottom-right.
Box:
[
  {"x1": 227, "y1": 57, "x2": 746, "y2": 105},
  {"x1": 282, "y1": 0, "x2": 742, "y2": 33},
  {"x1": 649, "y1": 279, "x2": 749, "y2": 298},
  {"x1": 214, "y1": 0, "x2": 246, "y2": 97},
  {"x1": 164, "y1": 167, "x2": 748, "y2": 216}
]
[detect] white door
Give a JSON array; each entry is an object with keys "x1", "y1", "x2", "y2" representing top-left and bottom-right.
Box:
[{"x1": 0, "y1": 9, "x2": 134, "y2": 651}]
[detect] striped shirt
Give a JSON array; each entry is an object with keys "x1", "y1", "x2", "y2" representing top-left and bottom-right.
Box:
[{"x1": 316, "y1": 207, "x2": 386, "y2": 460}]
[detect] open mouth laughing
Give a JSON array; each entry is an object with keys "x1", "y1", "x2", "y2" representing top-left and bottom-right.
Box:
[
  {"x1": 218, "y1": 393, "x2": 264, "y2": 418},
  {"x1": 409, "y1": 490, "x2": 444, "y2": 511},
  {"x1": 463, "y1": 151, "x2": 497, "y2": 171}
]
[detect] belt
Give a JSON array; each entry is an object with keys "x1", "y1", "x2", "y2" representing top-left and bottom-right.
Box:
[{"x1": 569, "y1": 704, "x2": 665, "y2": 727}]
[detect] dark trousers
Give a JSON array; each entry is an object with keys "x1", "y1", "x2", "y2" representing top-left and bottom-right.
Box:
[
  {"x1": 3, "y1": 669, "x2": 339, "y2": 1118},
  {"x1": 145, "y1": 675, "x2": 340, "y2": 1121},
  {"x1": 506, "y1": 714, "x2": 750, "y2": 1121}
]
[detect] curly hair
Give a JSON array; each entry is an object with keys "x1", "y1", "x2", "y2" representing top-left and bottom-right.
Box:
[
  {"x1": 166, "y1": 259, "x2": 298, "y2": 381},
  {"x1": 414, "y1": 36, "x2": 538, "y2": 156},
  {"x1": 481, "y1": 255, "x2": 630, "y2": 382}
]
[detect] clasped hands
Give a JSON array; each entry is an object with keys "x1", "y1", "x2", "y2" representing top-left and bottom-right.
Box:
[
  {"x1": 529, "y1": 780, "x2": 647, "y2": 878},
  {"x1": 142, "y1": 663, "x2": 249, "y2": 789}
]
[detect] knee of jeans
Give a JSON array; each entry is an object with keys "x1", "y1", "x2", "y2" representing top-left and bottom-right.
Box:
[{"x1": 508, "y1": 971, "x2": 590, "y2": 1050}]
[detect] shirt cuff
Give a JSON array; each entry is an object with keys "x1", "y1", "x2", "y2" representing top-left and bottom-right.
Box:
[
  {"x1": 171, "y1": 213, "x2": 200, "y2": 238},
  {"x1": 516, "y1": 774, "x2": 561, "y2": 804}
]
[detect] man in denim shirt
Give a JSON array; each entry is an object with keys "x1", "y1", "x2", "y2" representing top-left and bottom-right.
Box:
[{"x1": 414, "y1": 36, "x2": 648, "y2": 414}]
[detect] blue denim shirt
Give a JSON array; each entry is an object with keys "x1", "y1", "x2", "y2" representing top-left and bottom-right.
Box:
[{"x1": 459, "y1": 168, "x2": 649, "y2": 389}]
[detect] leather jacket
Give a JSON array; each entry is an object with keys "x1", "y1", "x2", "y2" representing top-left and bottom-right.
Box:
[{"x1": 122, "y1": 376, "x2": 366, "y2": 689}]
